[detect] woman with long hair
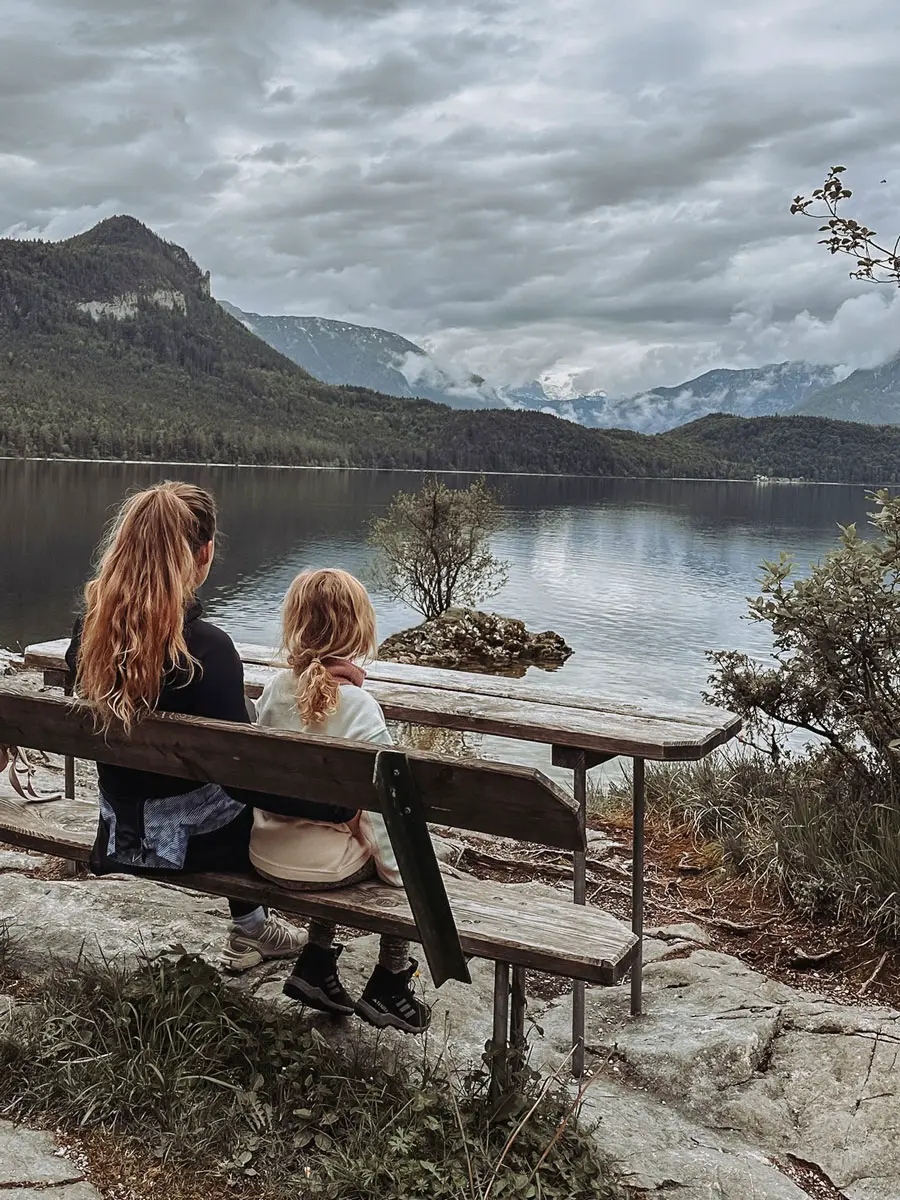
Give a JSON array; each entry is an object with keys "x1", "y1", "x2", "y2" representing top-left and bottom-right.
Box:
[
  {"x1": 65, "y1": 480, "x2": 323, "y2": 971},
  {"x1": 250, "y1": 568, "x2": 430, "y2": 1034}
]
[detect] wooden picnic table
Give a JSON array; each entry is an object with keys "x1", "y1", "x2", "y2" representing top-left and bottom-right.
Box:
[{"x1": 24, "y1": 637, "x2": 741, "y2": 1077}]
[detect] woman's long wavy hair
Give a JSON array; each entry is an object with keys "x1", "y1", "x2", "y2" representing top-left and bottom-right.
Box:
[
  {"x1": 282, "y1": 569, "x2": 377, "y2": 725},
  {"x1": 75, "y1": 481, "x2": 217, "y2": 732}
]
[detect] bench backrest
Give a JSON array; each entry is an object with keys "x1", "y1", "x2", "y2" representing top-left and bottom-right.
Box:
[{"x1": 0, "y1": 687, "x2": 583, "y2": 851}]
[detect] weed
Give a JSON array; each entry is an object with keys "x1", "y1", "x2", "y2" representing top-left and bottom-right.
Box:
[
  {"x1": 601, "y1": 745, "x2": 900, "y2": 939},
  {"x1": 0, "y1": 949, "x2": 620, "y2": 1200}
]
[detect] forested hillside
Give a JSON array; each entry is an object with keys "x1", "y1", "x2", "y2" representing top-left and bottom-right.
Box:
[
  {"x1": 0, "y1": 216, "x2": 897, "y2": 482},
  {"x1": 667, "y1": 413, "x2": 900, "y2": 483}
]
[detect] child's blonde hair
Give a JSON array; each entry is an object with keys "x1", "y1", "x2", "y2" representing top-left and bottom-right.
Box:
[{"x1": 282, "y1": 569, "x2": 377, "y2": 725}]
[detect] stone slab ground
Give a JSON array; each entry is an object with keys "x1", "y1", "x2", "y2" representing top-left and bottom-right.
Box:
[{"x1": 1, "y1": 853, "x2": 895, "y2": 1198}]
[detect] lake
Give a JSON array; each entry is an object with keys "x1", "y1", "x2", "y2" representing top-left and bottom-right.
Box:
[{"x1": 0, "y1": 459, "x2": 878, "y2": 720}]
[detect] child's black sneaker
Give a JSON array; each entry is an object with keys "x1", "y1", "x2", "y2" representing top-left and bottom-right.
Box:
[
  {"x1": 283, "y1": 943, "x2": 355, "y2": 1015},
  {"x1": 356, "y1": 959, "x2": 431, "y2": 1034}
]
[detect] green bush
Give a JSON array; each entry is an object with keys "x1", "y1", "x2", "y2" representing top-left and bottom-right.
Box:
[{"x1": 601, "y1": 493, "x2": 900, "y2": 937}]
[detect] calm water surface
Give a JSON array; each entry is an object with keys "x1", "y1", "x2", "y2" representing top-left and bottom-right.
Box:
[{"x1": 0, "y1": 461, "x2": 879, "y2": 727}]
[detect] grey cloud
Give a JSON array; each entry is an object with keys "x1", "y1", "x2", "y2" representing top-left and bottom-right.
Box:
[{"x1": 3, "y1": 0, "x2": 900, "y2": 394}]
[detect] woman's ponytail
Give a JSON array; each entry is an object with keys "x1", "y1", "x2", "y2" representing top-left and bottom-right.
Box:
[{"x1": 75, "y1": 481, "x2": 217, "y2": 732}]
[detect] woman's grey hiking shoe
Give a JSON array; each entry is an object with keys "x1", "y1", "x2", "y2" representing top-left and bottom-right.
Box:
[
  {"x1": 222, "y1": 913, "x2": 307, "y2": 973},
  {"x1": 356, "y1": 960, "x2": 431, "y2": 1034},
  {"x1": 283, "y1": 943, "x2": 355, "y2": 1015}
]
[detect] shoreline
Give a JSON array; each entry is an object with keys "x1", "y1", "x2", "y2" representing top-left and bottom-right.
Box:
[{"x1": 0, "y1": 456, "x2": 895, "y2": 488}]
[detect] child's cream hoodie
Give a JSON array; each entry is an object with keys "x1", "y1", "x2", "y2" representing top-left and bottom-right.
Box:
[{"x1": 249, "y1": 670, "x2": 402, "y2": 888}]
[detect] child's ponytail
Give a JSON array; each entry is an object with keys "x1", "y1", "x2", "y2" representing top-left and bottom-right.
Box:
[
  {"x1": 281, "y1": 569, "x2": 377, "y2": 725},
  {"x1": 289, "y1": 649, "x2": 342, "y2": 726}
]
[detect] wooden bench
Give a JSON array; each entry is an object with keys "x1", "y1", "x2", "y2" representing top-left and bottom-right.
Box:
[
  {"x1": 0, "y1": 684, "x2": 639, "y2": 1092},
  {"x1": 22, "y1": 637, "x2": 742, "y2": 1076}
]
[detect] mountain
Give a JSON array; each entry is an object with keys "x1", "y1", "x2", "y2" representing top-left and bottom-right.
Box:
[
  {"x1": 796, "y1": 352, "x2": 900, "y2": 423},
  {"x1": 216, "y1": 304, "x2": 841, "y2": 434},
  {"x1": 2, "y1": 215, "x2": 898, "y2": 483},
  {"x1": 0, "y1": 215, "x2": 697, "y2": 474},
  {"x1": 219, "y1": 302, "x2": 501, "y2": 410},
  {"x1": 501, "y1": 362, "x2": 839, "y2": 433}
]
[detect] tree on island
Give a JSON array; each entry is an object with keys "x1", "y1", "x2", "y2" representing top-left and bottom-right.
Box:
[
  {"x1": 369, "y1": 477, "x2": 509, "y2": 620},
  {"x1": 791, "y1": 166, "x2": 900, "y2": 285}
]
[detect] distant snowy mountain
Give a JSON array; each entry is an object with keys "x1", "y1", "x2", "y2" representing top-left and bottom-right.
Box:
[
  {"x1": 796, "y1": 352, "x2": 900, "y2": 424},
  {"x1": 501, "y1": 362, "x2": 841, "y2": 433},
  {"x1": 219, "y1": 301, "x2": 501, "y2": 410},
  {"x1": 220, "y1": 300, "x2": 864, "y2": 432}
]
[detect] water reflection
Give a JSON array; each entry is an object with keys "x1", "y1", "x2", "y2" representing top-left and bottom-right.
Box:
[{"x1": 0, "y1": 461, "x2": 878, "y2": 717}]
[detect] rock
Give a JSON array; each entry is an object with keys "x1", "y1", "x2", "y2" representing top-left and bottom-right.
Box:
[
  {"x1": 379, "y1": 608, "x2": 572, "y2": 674},
  {"x1": 0, "y1": 851, "x2": 48, "y2": 874},
  {"x1": 0, "y1": 1189, "x2": 100, "y2": 1200},
  {"x1": 646, "y1": 921, "x2": 712, "y2": 946},
  {"x1": 541, "y1": 949, "x2": 900, "y2": 1200},
  {"x1": 2, "y1": 865, "x2": 899, "y2": 1198},
  {"x1": 0, "y1": 650, "x2": 21, "y2": 678},
  {"x1": 578, "y1": 1080, "x2": 809, "y2": 1199},
  {"x1": 0, "y1": 874, "x2": 230, "y2": 970},
  {"x1": 0, "y1": 1122, "x2": 89, "y2": 1187}
]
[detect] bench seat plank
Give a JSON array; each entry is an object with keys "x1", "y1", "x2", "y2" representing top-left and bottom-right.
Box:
[
  {"x1": 24, "y1": 639, "x2": 741, "y2": 762},
  {"x1": 0, "y1": 799, "x2": 637, "y2": 985}
]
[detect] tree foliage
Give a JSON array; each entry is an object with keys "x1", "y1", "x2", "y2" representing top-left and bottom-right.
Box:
[
  {"x1": 369, "y1": 477, "x2": 509, "y2": 619},
  {"x1": 791, "y1": 165, "x2": 900, "y2": 286},
  {"x1": 707, "y1": 490, "x2": 900, "y2": 783}
]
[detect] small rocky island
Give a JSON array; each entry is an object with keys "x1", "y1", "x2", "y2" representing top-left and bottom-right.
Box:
[{"x1": 378, "y1": 607, "x2": 572, "y2": 675}]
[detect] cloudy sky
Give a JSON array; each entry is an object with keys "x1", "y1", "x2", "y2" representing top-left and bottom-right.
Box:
[{"x1": 3, "y1": 0, "x2": 900, "y2": 394}]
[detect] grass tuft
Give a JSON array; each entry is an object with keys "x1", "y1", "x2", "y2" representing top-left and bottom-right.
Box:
[
  {"x1": 598, "y1": 746, "x2": 900, "y2": 939},
  {"x1": 0, "y1": 948, "x2": 619, "y2": 1200}
]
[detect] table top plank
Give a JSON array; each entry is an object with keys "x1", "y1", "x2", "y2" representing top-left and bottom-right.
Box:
[
  {"x1": 25, "y1": 637, "x2": 741, "y2": 761},
  {"x1": 237, "y1": 642, "x2": 730, "y2": 730}
]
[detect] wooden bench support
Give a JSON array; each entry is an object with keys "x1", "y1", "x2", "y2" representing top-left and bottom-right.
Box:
[
  {"x1": 489, "y1": 962, "x2": 530, "y2": 1101},
  {"x1": 374, "y1": 750, "x2": 470, "y2": 988}
]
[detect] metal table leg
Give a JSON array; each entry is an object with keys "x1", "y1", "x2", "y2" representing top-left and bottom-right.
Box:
[
  {"x1": 62, "y1": 679, "x2": 75, "y2": 800},
  {"x1": 631, "y1": 756, "x2": 645, "y2": 1016}
]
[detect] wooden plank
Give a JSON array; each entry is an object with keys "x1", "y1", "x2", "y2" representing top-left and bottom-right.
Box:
[
  {"x1": 0, "y1": 803, "x2": 637, "y2": 984},
  {"x1": 23, "y1": 639, "x2": 71, "y2": 672},
  {"x1": 0, "y1": 797, "x2": 92, "y2": 861},
  {"x1": 24, "y1": 639, "x2": 741, "y2": 759},
  {"x1": 232, "y1": 642, "x2": 736, "y2": 732},
  {"x1": 0, "y1": 686, "x2": 582, "y2": 850},
  {"x1": 362, "y1": 680, "x2": 734, "y2": 760}
]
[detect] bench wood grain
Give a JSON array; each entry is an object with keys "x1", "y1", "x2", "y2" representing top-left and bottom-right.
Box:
[
  {"x1": 24, "y1": 639, "x2": 741, "y2": 761},
  {"x1": 0, "y1": 798, "x2": 637, "y2": 984},
  {"x1": 0, "y1": 687, "x2": 583, "y2": 851}
]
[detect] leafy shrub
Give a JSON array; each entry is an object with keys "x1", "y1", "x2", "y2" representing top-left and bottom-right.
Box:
[{"x1": 602, "y1": 493, "x2": 900, "y2": 937}]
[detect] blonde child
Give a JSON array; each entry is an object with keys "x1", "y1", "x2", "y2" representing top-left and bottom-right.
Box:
[{"x1": 251, "y1": 569, "x2": 430, "y2": 1034}]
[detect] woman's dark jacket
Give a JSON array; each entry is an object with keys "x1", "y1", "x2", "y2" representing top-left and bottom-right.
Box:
[{"x1": 66, "y1": 601, "x2": 352, "y2": 872}]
